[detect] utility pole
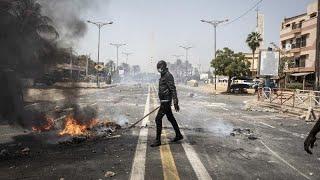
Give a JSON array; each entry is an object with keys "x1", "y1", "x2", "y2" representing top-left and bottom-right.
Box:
[
  {"x1": 122, "y1": 52, "x2": 132, "y2": 64},
  {"x1": 110, "y1": 43, "x2": 126, "y2": 70},
  {"x1": 86, "y1": 54, "x2": 90, "y2": 77},
  {"x1": 316, "y1": 0, "x2": 320, "y2": 90},
  {"x1": 179, "y1": 46, "x2": 192, "y2": 81},
  {"x1": 172, "y1": 54, "x2": 183, "y2": 61},
  {"x1": 201, "y1": 18, "x2": 229, "y2": 90},
  {"x1": 87, "y1": 20, "x2": 113, "y2": 87},
  {"x1": 69, "y1": 47, "x2": 73, "y2": 80},
  {"x1": 256, "y1": 5, "x2": 259, "y2": 30}
]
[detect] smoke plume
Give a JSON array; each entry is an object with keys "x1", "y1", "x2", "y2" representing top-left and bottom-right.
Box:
[{"x1": 39, "y1": 0, "x2": 92, "y2": 47}]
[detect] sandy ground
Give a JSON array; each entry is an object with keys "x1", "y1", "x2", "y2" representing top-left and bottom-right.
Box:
[
  {"x1": 24, "y1": 88, "x2": 106, "y2": 102},
  {"x1": 183, "y1": 82, "x2": 255, "y2": 95}
]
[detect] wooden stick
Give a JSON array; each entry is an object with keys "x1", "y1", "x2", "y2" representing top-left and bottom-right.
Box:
[{"x1": 127, "y1": 106, "x2": 160, "y2": 129}]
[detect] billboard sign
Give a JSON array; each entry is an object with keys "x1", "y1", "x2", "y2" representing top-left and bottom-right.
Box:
[{"x1": 259, "y1": 50, "x2": 280, "y2": 76}]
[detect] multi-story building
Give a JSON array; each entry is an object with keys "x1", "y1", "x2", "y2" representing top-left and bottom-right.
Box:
[
  {"x1": 280, "y1": 0, "x2": 318, "y2": 89},
  {"x1": 244, "y1": 52, "x2": 259, "y2": 77}
]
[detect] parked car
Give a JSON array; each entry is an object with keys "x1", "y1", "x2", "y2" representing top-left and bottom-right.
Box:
[{"x1": 230, "y1": 83, "x2": 250, "y2": 93}]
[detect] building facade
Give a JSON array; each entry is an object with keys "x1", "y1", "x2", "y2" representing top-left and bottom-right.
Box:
[{"x1": 280, "y1": 0, "x2": 318, "y2": 89}]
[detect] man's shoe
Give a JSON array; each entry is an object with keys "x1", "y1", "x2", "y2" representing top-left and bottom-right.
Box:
[
  {"x1": 150, "y1": 140, "x2": 161, "y2": 147},
  {"x1": 170, "y1": 135, "x2": 184, "y2": 142}
]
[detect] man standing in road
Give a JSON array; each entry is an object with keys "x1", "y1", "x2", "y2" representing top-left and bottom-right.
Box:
[{"x1": 151, "y1": 60, "x2": 183, "y2": 147}]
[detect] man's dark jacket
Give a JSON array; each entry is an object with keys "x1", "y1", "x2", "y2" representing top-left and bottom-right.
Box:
[{"x1": 158, "y1": 68, "x2": 178, "y2": 104}]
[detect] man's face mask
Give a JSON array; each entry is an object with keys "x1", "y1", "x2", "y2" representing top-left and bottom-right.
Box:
[{"x1": 157, "y1": 68, "x2": 163, "y2": 73}]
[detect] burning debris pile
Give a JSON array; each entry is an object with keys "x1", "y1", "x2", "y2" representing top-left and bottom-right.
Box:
[{"x1": 31, "y1": 113, "x2": 122, "y2": 144}]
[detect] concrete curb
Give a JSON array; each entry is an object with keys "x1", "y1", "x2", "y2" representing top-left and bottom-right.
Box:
[
  {"x1": 53, "y1": 82, "x2": 117, "y2": 89},
  {"x1": 246, "y1": 100, "x2": 318, "y2": 117}
]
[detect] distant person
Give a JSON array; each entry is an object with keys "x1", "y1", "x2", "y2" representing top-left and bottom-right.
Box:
[
  {"x1": 151, "y1": 60, "x2": 183, "y2": 147},
  {"x1": 304, "y1": 118, "x2": 320, "y2": 154}
]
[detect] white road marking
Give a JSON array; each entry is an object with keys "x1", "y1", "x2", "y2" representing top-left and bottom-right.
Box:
[
  {"x1": 180, "y1": 131, "x2": 212, "y2": 180},
  {"x1": 174, "y1": 113, "x2": 213, "y2": 179},
  {"x1": 260, "y1": 140, "x2": 310, "y2": 180},
  {"x1": 238, "y1": 118, "x2": 305, "y2": 139},
  {"x1": 24, "y1": 102, "x2": 40, "y2": 108},
  {"x1": 259, "y1": 122, "x2": 275, "y2": 129},
  {"x1": 207, "y1": 102, "x2": 229, "y2": 110},
  {"x1": 90, "y1": 102, "x2": 97, "y2": 106},
  {"x1": 130, "y1": 85, "x2": 150, "y2": 180},
  {"x1": 53, "y1": 115, "x2": 66, "y2": 122}
]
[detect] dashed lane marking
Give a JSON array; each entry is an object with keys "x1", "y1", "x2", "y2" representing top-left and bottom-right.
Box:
[
  {"x1": 130, "y1": 85, "x2": 150, "y2": 180},
  {"x1": 260, "y1": 140, "x2": 310, "y2": 180},
  {"x1": 237, "y1": 118, "x2": 305, "y2": 138},
  {"x1": 259, "y1": 122, "x2": 275, "y2": 129}
]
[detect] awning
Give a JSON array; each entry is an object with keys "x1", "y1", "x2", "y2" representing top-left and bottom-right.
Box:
[{"x1": 290, "y1": 72, "x2": 313, "y2": 76}]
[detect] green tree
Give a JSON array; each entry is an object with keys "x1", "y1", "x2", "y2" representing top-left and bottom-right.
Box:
[
  {"x1": 278, "y1": 56, "x2": 294, "y2": 88},
  {"x1": 132, "y1": 65, "x2": 141, "y2": 76},
  {"x1": 211, "y1": 48, "x2": 251, "y2": 92},
  {"x1": 246, "y1": 32, "x2": 262, "y2": 73}
]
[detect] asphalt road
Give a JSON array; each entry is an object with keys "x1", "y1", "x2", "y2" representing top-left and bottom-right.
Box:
[{"x1": 0, "y1": 83, "x2": 320, "y2": 180}]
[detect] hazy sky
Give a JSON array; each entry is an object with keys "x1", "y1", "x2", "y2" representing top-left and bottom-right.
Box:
[{"x1": 74, "y1": 0, "x2": 315, "y2": 72}]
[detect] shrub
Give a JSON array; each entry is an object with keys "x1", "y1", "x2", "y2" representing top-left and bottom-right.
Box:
[{"x1": 286, "y1": 83, "x2": 303, "y2": 90}]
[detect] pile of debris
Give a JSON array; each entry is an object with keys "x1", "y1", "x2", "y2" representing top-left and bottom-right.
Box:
[
  {"x1": 58, "y1": 120, "x2": 121, "y2": 145},
  {"x1": 0, "y1": 145, "x2": 31, "y2": 159},
  {"x1": 31, "y1": 114, "x2": 122, "y2": 145},
  {"x1": 230, "y1": 128, "x2": 258, "y2": 140}
]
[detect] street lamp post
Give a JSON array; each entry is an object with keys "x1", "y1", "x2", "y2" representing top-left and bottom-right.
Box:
[
  {"x1": 122, "y1": 52, "x2": 132, "y2": 64},
  {"x1": 172, "y1": 54, "x2": 183, "y2": 61},
  {"x1": 179, "y1": 46, "x2": 193, "y2": 81},
  {"x1": 201, "y1": 19, "x2": 229, "y2": 90},
  {"x1": 110, "y1": 43, "x2": 126, "y2": 71},
  {"x1": 87, "y1": 20, "x2": 113, "y2": 87}
]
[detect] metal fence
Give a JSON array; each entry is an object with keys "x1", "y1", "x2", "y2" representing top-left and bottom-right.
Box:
[{"x1": 257, "y1": 88, "x2": 320, "y2": 110}]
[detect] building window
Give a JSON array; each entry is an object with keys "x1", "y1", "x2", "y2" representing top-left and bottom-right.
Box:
[
  {"x1": 301, "y1": 35, "x2": 307, "y2": 47},
  {"x1": 285, "y1": 24, "x2": 290, "y2": 28},
  {"x1": 310, "y1": 12, "x2": 317, "y2": 19},
  {"x1": 281, "y1": 41, "x2": 286, "y2": 49},
  {"x1": 294, "y1": 55, "x2": 307, "y2": 68},
  {"x1": 292, "y1": 22, "x2": 302, "y2": 29},
  {"x1": 291, "y1": 35, "x2": 307, "y2": 49}
]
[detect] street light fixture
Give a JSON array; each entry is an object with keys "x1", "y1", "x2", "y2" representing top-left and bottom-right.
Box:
[
  {"x1": 110, "y1": 43, "x2": 126, "y2": 70},
  {"x1": 201, "y1": 18, "x2": 229, "y2": 90},
  {"x1": 179, "y1": 46, "x2": 193, "y2": 81},
  {"x1": 172, "y1": 54, "x2": 183, "y2": 61},
  {"x1": 87, "y1": 20, "x2": 113, "y2": 87},
  {"x1": 122, "y1": 52, "x2": 133, "y2": 64}
]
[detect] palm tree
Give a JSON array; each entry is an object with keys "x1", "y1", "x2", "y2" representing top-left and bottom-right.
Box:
[
  {"x1": 246, "y1": 32, "x2": 262, "y2": 75},
  {"x1": 13, "y1": 0, "x2": 59, "y2": 39}
]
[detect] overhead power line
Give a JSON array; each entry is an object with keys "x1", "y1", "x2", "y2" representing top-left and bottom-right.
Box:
[{"x1": 224, "y1": 0, "x2": 263, "y2": 26}]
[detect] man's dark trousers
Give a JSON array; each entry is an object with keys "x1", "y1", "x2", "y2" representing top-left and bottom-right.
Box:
[{"x1": 155, "y1": 101, "x2": 181, "y2": 141}]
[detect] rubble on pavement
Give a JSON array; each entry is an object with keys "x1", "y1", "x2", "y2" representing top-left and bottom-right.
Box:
[
  {"x1": 105, "y1": 171, "x2": 116, "y2": 177},
  {"x1": 230, "y1": 128, "x2": 258, "y2": 140}
]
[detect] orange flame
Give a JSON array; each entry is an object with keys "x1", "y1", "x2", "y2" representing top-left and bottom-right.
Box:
[{"x1": 59, "y1": 115, "x2": 98, "y2": 136}]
